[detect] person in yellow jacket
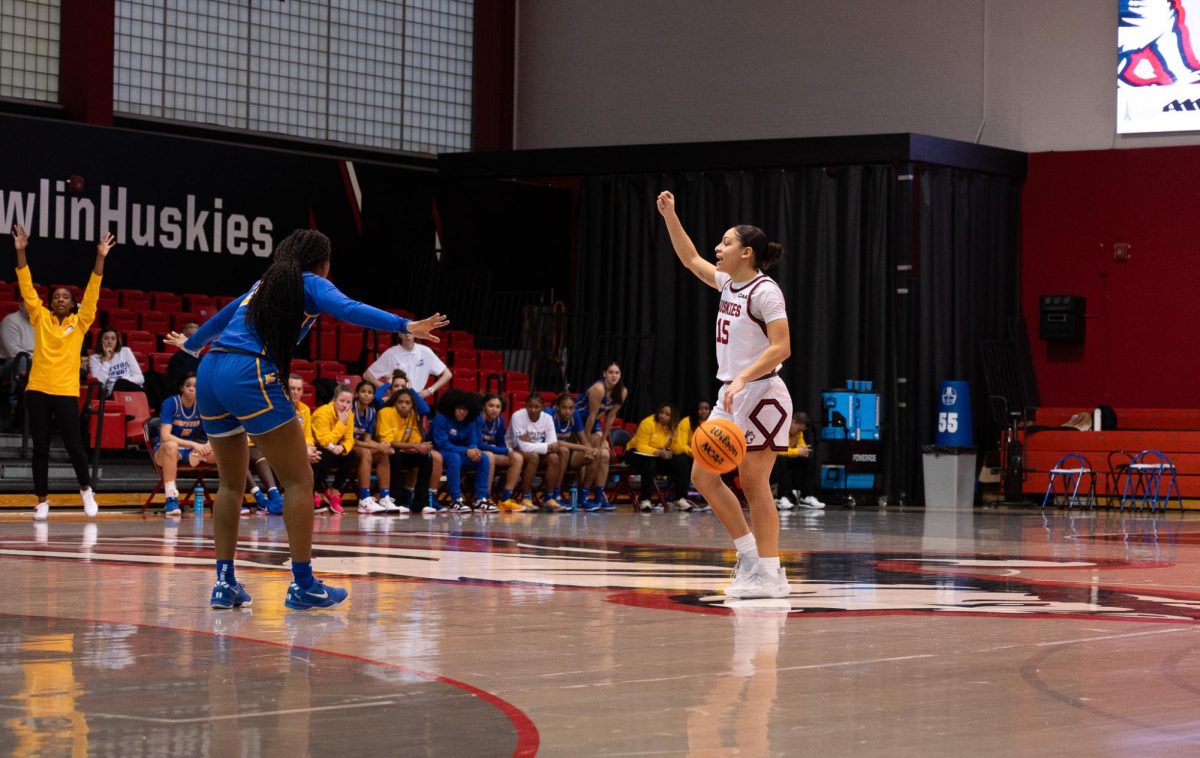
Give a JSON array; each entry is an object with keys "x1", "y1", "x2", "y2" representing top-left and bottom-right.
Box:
[
  {"x1": 10, "y1": 224, "x2": 114, "y2": 520},
  {"x1": 376, "y1": 387, "x2": 441, "y2": 514},
  {"x1": 771, "y1": 411, "x2": 824, "y2": 510},
  {"x1": 626, "y1": 402, "x2": 695, "y2": 512},
  {"x1": 309, "y1": 384, "x2": 355, "y2": 514}
]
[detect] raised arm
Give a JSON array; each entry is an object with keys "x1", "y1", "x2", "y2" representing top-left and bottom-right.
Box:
[
  {"x1": 169, "y1": 295, "x2": 241, "y2": 353},
  {"x1": 656, "y1": 191, "x2": 718, "y2": 290}
]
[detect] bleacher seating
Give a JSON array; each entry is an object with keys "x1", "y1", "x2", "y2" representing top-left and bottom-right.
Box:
[
  {"x1": 149, "y1": 291, "x2": 182, "y2": 313},
  {"x1": 118, "y1": 289, "x2": 150, "y2": 310},
  {"x1": 338, "y1": 324, "x2": 364, "y2": 362},
  {"x1": 291, "y1": 359, "x2": 317, "y2": 383},
  {"x1": 125, "y1": 330, "x2": 157, "y2": 355},
  {"x1": 315, "y1": 360, "x2": 346, "y2": 379},
  {"x1": 1020, "y1": 407, "x2": 1200, "y2": 501},
  {"x1": 105, "y1": 308, "x2": 138, "y2": 332},
  {"x1": 170, "y1": 312, "x2": 203, "y2": 331},
  {"x1": 139, "y1": 311, "x2": 170, "y2": 334}
]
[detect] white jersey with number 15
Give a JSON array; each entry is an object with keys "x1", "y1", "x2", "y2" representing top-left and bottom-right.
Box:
[{"x1": 713, "y1": 270, "x2": 788, "y2": 382}]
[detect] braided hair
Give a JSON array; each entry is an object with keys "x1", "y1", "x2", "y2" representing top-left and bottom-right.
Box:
[{"x1": 245, "y1": 229, "x2": 331, "y2": 378}]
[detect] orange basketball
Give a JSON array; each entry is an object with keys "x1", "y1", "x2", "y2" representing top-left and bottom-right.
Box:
[{"x1": 691, "y1": 418, "x2": 747, "y2": 473}]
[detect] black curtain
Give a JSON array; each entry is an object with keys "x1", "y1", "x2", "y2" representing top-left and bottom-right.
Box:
[
  {"x1": 574, "y1": 163, "x2": 1021, "y2": 504},
  {"x1": 914, "y1": 166, "x2": 1023, "y2": 490}
]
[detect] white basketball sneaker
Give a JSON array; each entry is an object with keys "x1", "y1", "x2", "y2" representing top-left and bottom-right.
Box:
[
  {"x1": 723, "y1": 554, "x2": 759, "y2": 597},
  {"x1": 776, "y1": 496, "x2": 795, "y2": 510},
  {"x1": 728, "y1": 565, "x2": 791, "y2": 599},
  {"x1": 379, "y1": 495, "x2": 401, "y2": 513},
  {"x1": 33, "y1": 501, "x2": 49, "y2": 521},
  {"x1": 797, "y1": 494, "x2": 826, "y2": 510},
  {"x1": 82, "y1": 488, "x2": 99, "y2": 518},
  {"x1": 357, "y1": 496, "x2": 387, "y2": 514}
]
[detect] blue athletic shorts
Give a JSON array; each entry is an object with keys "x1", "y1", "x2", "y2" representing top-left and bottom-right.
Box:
[
  {"x1": 153, "y1": 442, "x2": 194, "y2": 464},
  {"x1": 196, "y1": 351, "x2": 296, "y2": 437}
]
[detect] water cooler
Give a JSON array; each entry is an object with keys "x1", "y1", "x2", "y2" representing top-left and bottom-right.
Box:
[{"x1": 819, "y1": 380, "x2": 881, "y2": 506}]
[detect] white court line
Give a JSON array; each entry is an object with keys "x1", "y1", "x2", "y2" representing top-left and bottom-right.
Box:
[{"x1": 557, "y1": 627, "x2": 1200, "y2": 688}]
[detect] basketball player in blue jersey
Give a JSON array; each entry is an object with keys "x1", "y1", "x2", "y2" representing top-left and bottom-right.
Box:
[{"x1": 166, "y1": 229, "x2": 447, "y2": 611}]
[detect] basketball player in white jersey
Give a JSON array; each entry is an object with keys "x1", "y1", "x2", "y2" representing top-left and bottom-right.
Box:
[{"x1": 657, "y1": 191, "x2": 793, "y2": 599}]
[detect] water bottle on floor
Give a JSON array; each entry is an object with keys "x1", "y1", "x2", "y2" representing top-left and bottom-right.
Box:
[
  {"x1": 193, "y1": 485, "x2": 205, "y2": 513},
  {"x1": 569, "y1": 484, "x2": 578, "y2": 511}
]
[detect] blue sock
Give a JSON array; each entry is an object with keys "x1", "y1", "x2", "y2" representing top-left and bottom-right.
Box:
[
  {"x1": 216, "y1": 560, "x2": 236, "y2": 586},
  {"x1": 380, "y1": 488, "x2": 390, "y2": 499},
  {"x1": 404, "y1": 489, "x2": 415, "y2": 505},
  {"x1": 550, "y1": 488, "x2": 561, "y2": 500},
  {"x1": 358, "y1": 487, "x2": 371, "y2": 500},
  {"x1": 291, "y1": 561, "x2": 315, "y2": 589},
  {"x1": 502, "y1": 489, "x2": 513, "y2": 500},
  {"x1": 592, "y1": 486, "x2": 603, "y2": 499}
]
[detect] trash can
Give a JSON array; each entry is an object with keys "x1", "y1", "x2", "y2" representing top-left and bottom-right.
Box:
[
  {"x1": 923, "y1": 380, "x2": 976, "y2": 509},
  {"x1": 922, "y1": 445, "x2": 977, "y2": 510}
]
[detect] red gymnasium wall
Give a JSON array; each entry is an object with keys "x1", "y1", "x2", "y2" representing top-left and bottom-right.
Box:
[{"x1": 1022, "y1": 147, "x2": 1200, "y2": 408}]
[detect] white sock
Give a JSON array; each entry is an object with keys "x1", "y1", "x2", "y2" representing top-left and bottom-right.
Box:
[
  {"x1": 250, "y1": 486, "x2": 261, "y2": 495},
  {"x1": 733, "y1": 533, "x2": 759, "y2": 559},
  {"x1": 759, "y1": 556, "x2": 781, "y2": 574},
  {"x1": 37, "y1": 500, "x2": 49, "y2": 508},
  {"x1": 165, "y1": 481, "x2": 178, "y2": 498}
]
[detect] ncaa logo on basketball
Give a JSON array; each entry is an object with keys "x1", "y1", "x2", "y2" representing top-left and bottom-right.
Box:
[{"x1": 942, "y1": 387, "x2": 957, "y2": 406}]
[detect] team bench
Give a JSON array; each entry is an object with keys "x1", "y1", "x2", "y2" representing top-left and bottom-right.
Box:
[{"x1": 1018, "y1": 408, "x2": 1200, "y2": 501}]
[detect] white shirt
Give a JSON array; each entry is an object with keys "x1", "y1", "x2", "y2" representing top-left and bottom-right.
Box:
[
  {"x1": 713, "y1": 270, "x2": 788, "y2": 382},
  {"x1": 366, "y1": 344, "x2": 447, "y2": 392},
  {"x1": 88, "y1": 347, "x2": 145, "y2": 393},
  {"x1": 506, "y1": 408, "x2": 558, "y2": 454},
  {"x1": 0, "y1": 310, "x2": 33, "y2": 360}
]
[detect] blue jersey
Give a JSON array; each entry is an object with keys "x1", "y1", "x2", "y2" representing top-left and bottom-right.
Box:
[
  {"x1": 185, "y1": 272, "x2": 409, "y2": 361},
  {"x1": 477, "y1": 414, "x2": 508, "y2": 455},
  {"x1": 431, "y1": 414, "x2": 481, "y2": 455},
  {"x1": 159, "y1": 395, "x2": 206, "y2": 444},
  {"x1": 353, "y1": 403, "x2": 377, "y2": 440},
  {"x1": 575, "y1": 380, "x2": 617, "y2": 432},
  {"x1": 553, "y1": 410, "x2": 584, "y2": 439}
]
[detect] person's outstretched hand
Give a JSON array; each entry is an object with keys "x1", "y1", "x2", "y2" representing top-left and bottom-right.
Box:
[{"x1": 407, "y1": 312, "x2": 450, "y2": 342}]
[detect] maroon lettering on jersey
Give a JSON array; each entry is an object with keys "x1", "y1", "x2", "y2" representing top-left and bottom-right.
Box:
[{"x1": 718, "y1": 300, "x2": 742, "y2": 317}]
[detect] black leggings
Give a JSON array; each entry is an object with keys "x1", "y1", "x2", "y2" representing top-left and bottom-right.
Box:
[
  {"x1": 628, "y1": 453, "x2": 691, "y2": 500},
  {"x1": 25, "y1": 390, "x2": 91, "y2": 500},
  {"x1": 312, "y1": 451, "x2": 355, "y2": 492},
  {"x1": 771, "y1": 455, "x2": 811, "y2": 498}
]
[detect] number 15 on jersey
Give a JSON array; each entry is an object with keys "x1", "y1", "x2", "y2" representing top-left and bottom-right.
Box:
[{"x1": 717, "y1": 318, "x2": 730, "y2": 345}]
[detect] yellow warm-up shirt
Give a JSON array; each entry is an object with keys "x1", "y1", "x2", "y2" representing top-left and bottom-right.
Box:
[
  {"x1": 376, "y1": 406, "x2": 423, "y2": 445},
  {"x1": 675, "y1": 417, "x2": 695, "y2": 456},
  {"x1": 780, "y1": 430, "x2": 807, "y2": 458},
  {"x1": 294, "y1": 401, "x2": 314, "y2": 445},
  {"x1": 17, "y1": 266, "x2": 100, "y2": 397},
  {"x1": 628, "y1": 415, "x2": 684, "y2": 456},
  {"x1": 311, "y1": 403, "x2": 355, "y2": 452}
]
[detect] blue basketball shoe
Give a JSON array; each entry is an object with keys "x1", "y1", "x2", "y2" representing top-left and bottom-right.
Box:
[
  {"x1": 285, "y1": 579, "x2": 348, "y2": 610},
  {"x1": 210, "y1": 581, "x2": 252, "y2": 609}
]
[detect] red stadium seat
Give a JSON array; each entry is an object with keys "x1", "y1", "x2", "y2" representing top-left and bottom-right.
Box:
[
  {"x1": 315, "y1": 360, "x2": 346, "y2": 379},
  {"x1": 0, "y1": 301, "x2": 19, "y2": 318},
  {"x1": 0, "y1": 282, "x2": 15, "y2": 301},
  {"x1": 132, "y1": 351, "x2": 149, "y2": 373},
  {"x1": 149, "y1": 291, "x2": 183, "y2": 313},
  {"x1": 291, "y1": 359, "x2": 317, "y2": 384},
  {"x1": 309, "y1": 322, "x2": 337, "y2": 361},
  {"x1": 171, "y1": 312, "x2": 203, "y2": 331},
  {"x1": 338, "y1": 324, "x2": 364, "y2": 362},
  {"x1": 478, "y1": 350, "x2": 503, "y2": 374},
  {"x1": 105, "y1": 309, "x2": 138, "y2": 333},
  {"x1": 510, "y1": 391, "x2": 529, "y2": 411},
  {"x1": 139, "y1": 311, "x2": 170, "y2": 334},
  {"x1": 97, "y1": 289, "x2": 119, "y2": 311},
  {"x1": 338, "y1": 374, "x2": 363, "y2": 389},
  {"x1": 112, "y1": 389, "x2": 152, "y2": 446},
  {"x1": 301, "y1": 386, "x2": 316, "y2": 408},
  {"x1": 185, "y1": 294, "x2": 217, "y2": 316},
  {"x1": 445, "y1": 330, "x2": 474, "y2": 350},
  {"x1": 88, "y1": 405, "x2": 127, "y2": 450},
  {"x1": 479, "y1": 371, "x2": 504, "y2": 394},
  {"x1": 540, "y1": 391, "x2": 557, "y2": 406},
  {"x1": 150, "y1": 352, "x2": 174, "y2": 374},
  {"x1": 125, "y1": 330, "x2": 157, "y2": 355},
  {"x1": 372, "y1": 331, "x2": 394, "y2": 353},
  {"x1": 449, "y1": 350, "x2": 478, "y2": 370},
  {"x1": 504, "y1": 371, "x2": 530, "y2": 394},
  {"x1": 118, "y1": 289, "x2": 150, "y2": 310},
  {"x1": 31, "y1": 283, "x2": 48, "y2": 303},
  {"x1": 451, "y1": 370, "x2": 479, "y2": 392}
]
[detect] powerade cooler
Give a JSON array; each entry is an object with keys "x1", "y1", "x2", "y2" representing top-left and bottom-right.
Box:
[{"x1": 819, "y1": 380, "x2": 881, "y2": 504}]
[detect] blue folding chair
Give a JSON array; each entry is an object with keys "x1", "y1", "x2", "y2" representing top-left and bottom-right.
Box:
[
  {"x1": 1042, "y1": 453, "x2": 1097, "y2": 510},
  {"x1": 1120, "y1": 450, "x2": 1183, "y2": 513}
]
